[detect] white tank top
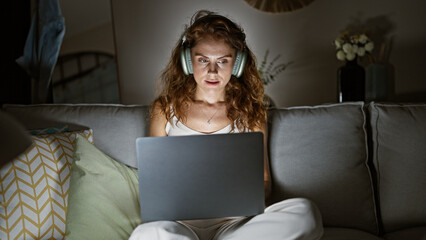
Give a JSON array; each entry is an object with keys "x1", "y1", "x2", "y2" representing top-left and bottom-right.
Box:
[{"x1": 165, "y1": 116, "x2": 240, "y2": 136}]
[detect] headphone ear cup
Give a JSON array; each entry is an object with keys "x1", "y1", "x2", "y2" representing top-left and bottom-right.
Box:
[
  {"x1": 232, "y1": 50, "x2": 247, "y2": 78},
  {"x1": 180, "y1": 47, "x2": 193, "y2": 75}
]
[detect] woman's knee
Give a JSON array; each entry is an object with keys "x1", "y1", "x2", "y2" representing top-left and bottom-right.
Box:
[
  {"x1": 129, "y1": 221, "x2": 198, "y2": 240},
  {"x1": 267, "y1": 198, "x2": 319, "y2": 215},
  {"x1": 266, "y1": 198, "x2": 323, "y2": 239}
]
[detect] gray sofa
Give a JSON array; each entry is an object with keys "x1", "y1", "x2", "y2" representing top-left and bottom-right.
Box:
[{"x1": 2, "y1": 102, "x2": 426, "y2": 240}]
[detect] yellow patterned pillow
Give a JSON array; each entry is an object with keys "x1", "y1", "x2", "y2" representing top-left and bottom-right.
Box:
[{"x1": 0, "y1": 129, "x2": 93, "y2": 240}]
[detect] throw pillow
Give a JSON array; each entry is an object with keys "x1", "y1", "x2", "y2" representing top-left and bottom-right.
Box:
[
  {"x1": 29, "y1": 126, "x2": 69, "y2": 135},
  {"x1": 0, "y1": 129, "x2": 93, "y2": 240},
  {"x1": 65, "y1": 134, "x2": 141, "y2": 240}
]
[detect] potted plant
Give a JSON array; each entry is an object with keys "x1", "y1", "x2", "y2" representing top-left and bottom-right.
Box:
[
  {"x1": 258, "y1": 49, "x2": 291, "y2": 107},
  {"x1": 334, "y1": 32, "x2": 374, "y2": 102}
]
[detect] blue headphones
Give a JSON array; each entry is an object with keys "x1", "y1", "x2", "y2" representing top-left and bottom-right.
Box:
[{"x1": 180, "y1": 36, "x2": 247, "y2": 78}]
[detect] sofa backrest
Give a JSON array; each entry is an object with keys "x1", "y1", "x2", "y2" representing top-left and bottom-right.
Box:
[
  {"x1": 369, "y1": 103, "x2": 426, "y2": 233},
  {"x1": 268, "y1": 102, "x2": 379, "y2": 235},
  {"x1": 4, "y1": 102, "x2": 426, "y2": 235},
  {"x1": 3, "y1": 104, "x2": 150, "y2": 168}
]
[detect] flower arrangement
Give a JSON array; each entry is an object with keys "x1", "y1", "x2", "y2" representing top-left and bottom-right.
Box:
[
  {"x1": 258, "y1": 49, "x2": 291, "y2": 86},
  {"x1": 334, "y1": 32, "x2": 374, "y2": 62}
]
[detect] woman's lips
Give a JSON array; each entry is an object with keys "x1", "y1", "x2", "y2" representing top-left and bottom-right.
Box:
[{"x1": 205, "y1": 80, "x2": 219, "y2": 85}]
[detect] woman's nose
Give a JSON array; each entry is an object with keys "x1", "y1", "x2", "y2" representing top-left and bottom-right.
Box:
[{"x1": 208, "y1": 63, "x2": 218, "y2": 73}]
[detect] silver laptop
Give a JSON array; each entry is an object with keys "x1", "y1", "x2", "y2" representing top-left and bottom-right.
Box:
[{"x1": 136, "y1": 132, "x2": 265, "y2": 222}]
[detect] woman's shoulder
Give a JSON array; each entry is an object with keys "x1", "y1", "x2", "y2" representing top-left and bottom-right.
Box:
[
  {"x1": 149, "y1": 100, "x2": 169, "y2": 136},
  {"x1": 150, "y1": 100, "x2": 165, "y2": 117}
]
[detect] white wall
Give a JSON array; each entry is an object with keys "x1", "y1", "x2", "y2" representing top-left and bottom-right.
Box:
[
  {"x1": 60, "y1": 22, "x2": 115, "y2": 55},
  {"x1": 112, "y1": 0, "x2": 426, "y2": 106},
  {"x1": 59, "y1": 0, "x2": 115, "y2": 56}
]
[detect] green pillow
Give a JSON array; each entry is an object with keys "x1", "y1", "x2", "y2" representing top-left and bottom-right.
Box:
[{"x1": 66, "y1": 134, "x2": 141, "y2": 239}]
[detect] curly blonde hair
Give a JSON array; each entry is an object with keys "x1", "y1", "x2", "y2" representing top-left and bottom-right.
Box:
[{"x1": 154, "y1": 10, "x2": 266, "y2": 132}]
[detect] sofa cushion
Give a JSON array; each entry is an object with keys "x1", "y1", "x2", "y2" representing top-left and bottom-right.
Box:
[
  {"x1": 321, "y1": 228, "x2": 384, "y2": 240},
  {"x1": 0, "y1": 129, "x2": 93, "y2": 240},
  {"x1": 3, "y1": 104, "x2": 150, "y2": 168},
  {"x1": 384, "y1": 227, "x2": 426, "y2": 240},
  {"x1": 66, "y1": 134, "x2": 141, "y2": 240},
  {"x1": 268, "y1": 102, "x2": 378, "y2": 234},
  {"x1": 369, "y1": 103, "x2": 426, "y2": 233}
]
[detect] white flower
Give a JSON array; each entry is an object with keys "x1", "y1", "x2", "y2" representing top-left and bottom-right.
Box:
[
  {"x1": 342, "y1": 43, "x2": 353, "y2": 53},
  {"x1": 336, "y1": 50, "x2": 346, "y2": 61},
  {"x1": 352, "y1": 44, "x2": 359, "y2": 54},
  {"x1": 359, "y1": 34, "x2": 368, "y2": 44},
  {"x1": 365, "y1": 42, "x2": 374, "y2": 52},
  {"x1": 357, "y1": 47, "x2": 366, "y2": 56},
  {"x1": 346, "y1": 52, "x2": 356, "y2": 61},
  {"x1": 334, "y1": 39, "x2": 342, "y2": 49},
  {"x1": 334, "y1": 32, "x2": 374, "y2": 61}
]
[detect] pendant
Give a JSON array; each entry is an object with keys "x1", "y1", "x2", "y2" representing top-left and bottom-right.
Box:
[{"x1": 207, "y1": 120, "x2": 211, "y2": 125}]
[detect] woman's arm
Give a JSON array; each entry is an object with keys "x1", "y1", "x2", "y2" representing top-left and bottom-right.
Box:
[
  {"x1": 254, "y1": 123, "x2": 272, "y2": 203},
  {"x1": 149, "y1": 102, "x2": 168, "y2": 137}
]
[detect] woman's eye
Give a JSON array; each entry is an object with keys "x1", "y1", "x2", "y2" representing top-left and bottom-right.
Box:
[
  {"x1": 198, "y1": 59, "x2": 208, "y2": 63},
  {"x1": 218, "y1": 60, "x2": 228, "y2": 64}
]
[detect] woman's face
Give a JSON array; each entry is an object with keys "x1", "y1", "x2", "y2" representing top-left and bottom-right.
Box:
[{"x1": 190, "y1": 36, "x2": 236, "y2": 99}]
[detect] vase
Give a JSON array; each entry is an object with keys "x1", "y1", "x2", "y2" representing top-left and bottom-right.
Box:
[
  {"x1": 365, "y1": 63, "x2": 388, "y2": 102},
  {"x1": 337, "y1": 59, "x2": 365, "y2": 102}
]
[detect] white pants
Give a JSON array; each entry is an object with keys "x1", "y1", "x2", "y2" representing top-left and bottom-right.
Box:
[{"x1": 129, "y1": 198, "x2": 323, "y2": 240}]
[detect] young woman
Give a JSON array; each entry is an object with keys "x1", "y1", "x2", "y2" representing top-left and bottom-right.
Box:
[{"x1": 129, "y1": 10, "x2": 323, "y2": 240}]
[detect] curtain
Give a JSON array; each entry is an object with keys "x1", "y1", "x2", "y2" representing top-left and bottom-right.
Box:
[{"x1": 16, "y1": 0, "x2": 65, "y2": 103}]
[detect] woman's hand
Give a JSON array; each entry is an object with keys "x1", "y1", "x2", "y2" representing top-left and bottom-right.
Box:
[{"x1": 265, "y1": 179, "x2": 272, "y2": 203}]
